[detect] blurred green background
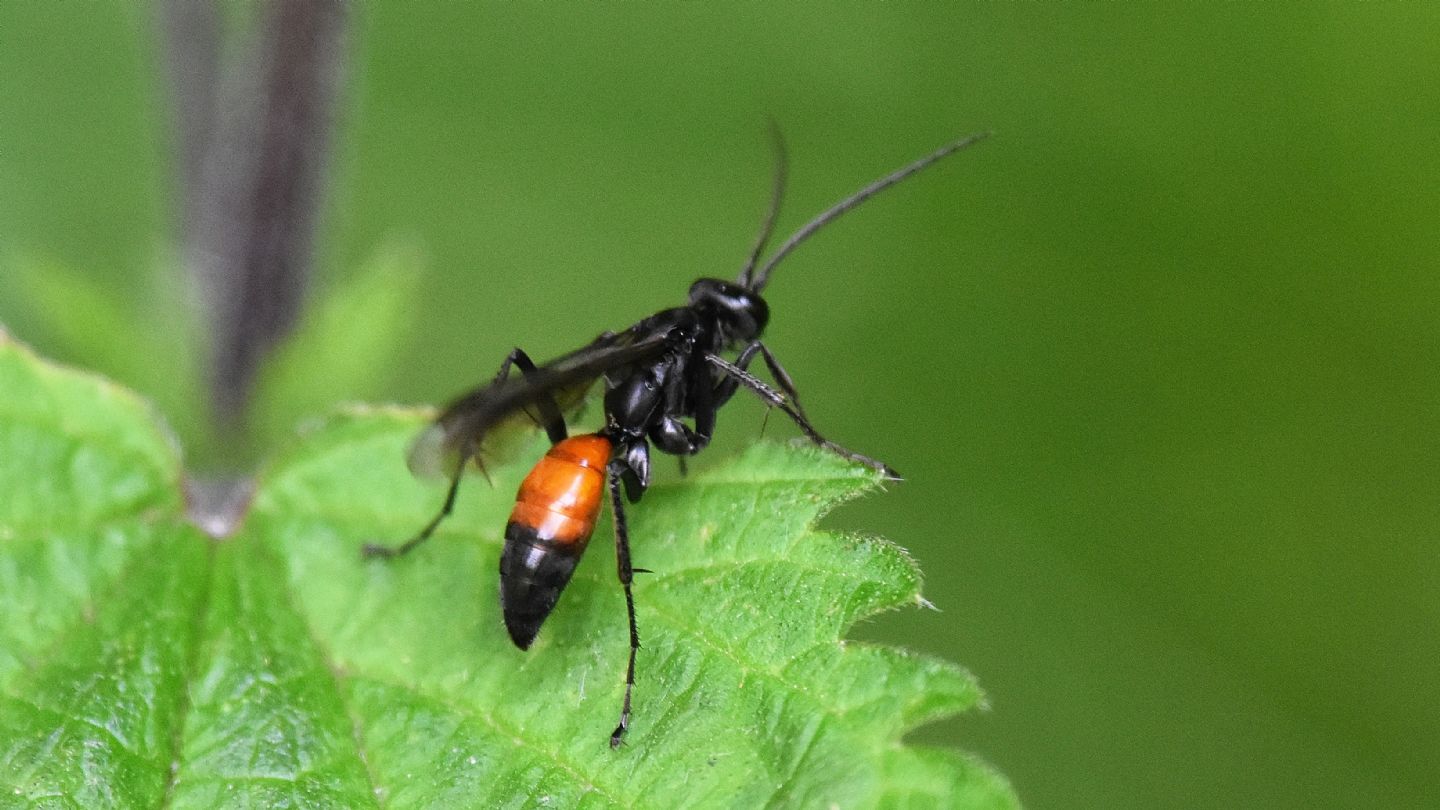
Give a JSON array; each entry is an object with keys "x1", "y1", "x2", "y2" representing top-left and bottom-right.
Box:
[{"x1": 2, "y1": 4, "x2": 1436, "y2": 808}]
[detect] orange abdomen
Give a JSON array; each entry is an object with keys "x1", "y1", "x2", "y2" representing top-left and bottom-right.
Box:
[{"x1": 508, "y1": 433, "x2": 612, "y2": 546}]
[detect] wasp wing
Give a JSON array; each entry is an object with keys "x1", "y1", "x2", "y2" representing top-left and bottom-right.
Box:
[{"x1": 406, "y1": 329, "x2": 673, "y2": 479}]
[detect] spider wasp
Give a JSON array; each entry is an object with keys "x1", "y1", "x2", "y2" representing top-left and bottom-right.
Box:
[{"x1": 364, "y1": 129, "x2": 989, "y2": 747}]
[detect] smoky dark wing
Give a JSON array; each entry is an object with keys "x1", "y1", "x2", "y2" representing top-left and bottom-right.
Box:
[{"x1": 407, "y1": 330, "x2": 671, "y2": 478}]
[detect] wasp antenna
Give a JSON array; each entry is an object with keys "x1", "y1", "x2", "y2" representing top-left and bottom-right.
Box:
[
  {"x1": 737, "y1": 121, "x2": 789, "y2": 289},
  {"x1": 749, "y1": 131, "x2": 991, "y2": 292}
]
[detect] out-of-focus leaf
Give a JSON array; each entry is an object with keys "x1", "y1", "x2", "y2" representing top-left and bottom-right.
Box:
[
  {"x1": 1, "y1": 252, "x2": 208, "y2": 460},
  {"x1": 251, "y1": 239, "x2": 424, "y2": 454}
]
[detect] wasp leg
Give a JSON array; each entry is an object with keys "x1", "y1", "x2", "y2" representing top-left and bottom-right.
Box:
[
  {"x1": 495, "y1": 347, "x2": 568, "y2": 445},
  {"x1": 363, "y1": 449, "x2": 472, "y2": 559},
  {"x1": 651, "y1": 351, "x2": 717, "y2": 457},
  {"x1": 704, "y1": 352, "x2": 899, "y2": 479},
  {"x1": 716, "y1": 340, "x2": 809, "y2": 421},
  {"x1": 607, "y1": 465, "x2": 642, "y2": 749},
  {"x1": 365, "y1": 349, "x2": 567, "y2": 561}
]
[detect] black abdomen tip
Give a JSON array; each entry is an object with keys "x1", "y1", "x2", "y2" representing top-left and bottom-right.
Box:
[{"x1": 499, "y1": 523, "x2": 581, "y2": 650}]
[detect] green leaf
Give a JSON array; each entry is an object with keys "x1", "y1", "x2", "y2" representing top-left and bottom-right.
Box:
[{"x1": 0, "y1": 332, "x2": 1017, "y2": 809}]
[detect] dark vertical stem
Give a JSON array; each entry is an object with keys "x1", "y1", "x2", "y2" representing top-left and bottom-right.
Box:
[{"x1": 169, "y1": 0, "x2": 351, "y2": 436}]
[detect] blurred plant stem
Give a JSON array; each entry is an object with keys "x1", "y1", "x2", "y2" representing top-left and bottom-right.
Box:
[{"x1": 159, "y1": 0, "x2": 349, "y2": 448}]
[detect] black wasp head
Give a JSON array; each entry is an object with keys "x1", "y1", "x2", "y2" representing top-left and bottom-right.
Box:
[{"x1": 689, "y1": 277, "x2": 769, "y2": 343}]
